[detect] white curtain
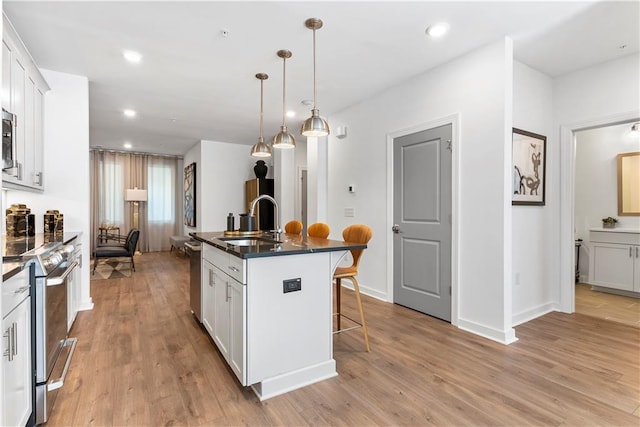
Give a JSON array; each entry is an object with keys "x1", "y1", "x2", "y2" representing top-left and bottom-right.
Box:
[
  {"x1": 90, "y1": 150, "x2": 181, "y2": 253},
  {"x1": 145, "y1": 156, "x2": 180, "y2": 251}
]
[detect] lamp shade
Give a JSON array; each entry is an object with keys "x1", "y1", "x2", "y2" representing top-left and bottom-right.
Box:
[{"x1": 125, "y1": 188, "x2": 148, "y2": 202}]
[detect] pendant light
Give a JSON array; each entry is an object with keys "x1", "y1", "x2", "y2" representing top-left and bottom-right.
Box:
[
  {"x1": 272, "y1": 50, "x2": 295, "y2": 149},
  {"x1": 250, "y1": 73, "x2": 272, "y2": 158},
  {"x1": 301, "y1": 18, "x2": 330, "y2": 137}
]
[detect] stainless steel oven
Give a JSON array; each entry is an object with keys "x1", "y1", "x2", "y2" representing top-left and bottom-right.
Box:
[
  {"x1": 2, "y1": 108, "x2": 17, "y2": 174},
  {"x1": 32, "y1": 242, "x2": 79, "y2": 425}
]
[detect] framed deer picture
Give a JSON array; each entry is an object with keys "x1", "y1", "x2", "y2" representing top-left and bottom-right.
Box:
[{"x1": 512, "y1": 128, "x2": 546, "y2": 206}]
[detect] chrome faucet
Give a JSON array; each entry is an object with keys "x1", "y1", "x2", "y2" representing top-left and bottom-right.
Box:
[{"x1": 249, "y1": 194, "x2": 281, "y2": 239}]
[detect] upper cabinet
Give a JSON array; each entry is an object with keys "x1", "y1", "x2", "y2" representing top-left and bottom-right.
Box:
[{"x1": 2, "y1": 14, "x2": 49, "y2": 191}]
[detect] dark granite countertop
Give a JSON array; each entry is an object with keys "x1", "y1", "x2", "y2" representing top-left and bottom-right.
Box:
[
  {"x1": 190, "y1": 231, "x2": 366, "y2": 259},
  {"x1": 2, "y1": 232, "x2": 81, "y2": 281}
]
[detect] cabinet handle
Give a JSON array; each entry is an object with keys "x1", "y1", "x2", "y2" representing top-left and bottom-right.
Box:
[
  {"x1": 12, "y1": 322, "x2": 17, "y2": 357},
  {"x1": 631, "y1": 247, "x2": 633, "y2": 258},
  {"x1": 14, "y1": 285, "x2": 29, "y2": 294},
  {"x1": 35, "y1": 172, "x2": 43, "y2": 186},
  {"x1": 209, "y1": 269, "x2": 214, "y2": 287},
  {"x1": 3, "y1": 327, "x2": 12, "y2": 361},
  {"x1": 228, "y1": 266, "x2": 239, "y2": 273},
  {"x1": 226, "y1": 280, "x2": 230, "y2": 302},
  {"x1": 17, "y1": 162, "x2": 22, "y2": 180},
  {"x1": 636, "y1": 247, "x2": 639, "y2": 258}
]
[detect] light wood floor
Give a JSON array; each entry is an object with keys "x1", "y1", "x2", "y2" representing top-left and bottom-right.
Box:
[
  {"x1": 575, "y1": 283, "x2": 640, "y2": 327},
  {"x1": 48, "y1": 252, "x2": 640, "y2": 426}
]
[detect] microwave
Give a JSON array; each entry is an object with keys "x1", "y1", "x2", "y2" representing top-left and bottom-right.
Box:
[{"x1": 2, "y1": 108, "x2": 17, "y2": 172}]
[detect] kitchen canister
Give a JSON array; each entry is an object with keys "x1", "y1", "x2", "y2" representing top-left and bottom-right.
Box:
[
  {"x1": 6, "y1": 204, "x2": 36, "y2": 237},
  {"x1": 44, "y1": 210, "x2": 64, "y2": 234}
]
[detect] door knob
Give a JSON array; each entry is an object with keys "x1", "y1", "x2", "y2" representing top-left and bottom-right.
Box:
[{"x1": 392, "y1": 224, "x2": 401, "y2": 233}]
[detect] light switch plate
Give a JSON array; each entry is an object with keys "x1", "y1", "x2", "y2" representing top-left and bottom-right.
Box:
[{"x1": 344, "y1": 207, "x2": 355, "y2": 217}]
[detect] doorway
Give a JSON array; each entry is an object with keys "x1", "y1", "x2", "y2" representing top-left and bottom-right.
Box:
[
  {"x1": 573, "y1": 121, "x2": 640, "y2": 326},
  {"x1": 392, "y1": 124, "x2": 453, "y2": 321},
  {"x1": 559, "y1": 111, "x2": 640, "y2": 313}
]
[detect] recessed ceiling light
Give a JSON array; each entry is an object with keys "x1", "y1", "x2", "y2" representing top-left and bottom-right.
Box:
[
  {"x1": 123, "y1": 142, "x2": 132, "y2": 149},
  {"x1": 286, "y1": 110, "x2": 296, "y2": 118},
  {"x1": 123, "y1": 109, "x2": 136, "y2": 118},
  {"x1": 426, "y1": 22, "x2": 449, "y2": 38},
  {"x1": 301, "y1": 99, "x2": 313, "y2": 107},
  {"x1": 123, "y1": 50, "x2": 142, "y2": 63}
]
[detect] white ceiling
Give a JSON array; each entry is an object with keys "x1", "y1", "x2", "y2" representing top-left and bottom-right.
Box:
[{"x1": 3, "y1": 1, "x2": 639, "y2": 156}]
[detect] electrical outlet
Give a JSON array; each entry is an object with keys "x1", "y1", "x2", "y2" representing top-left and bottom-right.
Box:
[
  {"x1": 283, "y1": 278, "x2": 301, "y2": 293},
  {"x1": 344, "y1": 207, "x2": 355, "y2": 217}
]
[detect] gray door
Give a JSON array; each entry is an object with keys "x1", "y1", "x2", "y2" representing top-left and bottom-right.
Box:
[{"x1": 393, "y1": 124, "x2": 452, "y2": 321}]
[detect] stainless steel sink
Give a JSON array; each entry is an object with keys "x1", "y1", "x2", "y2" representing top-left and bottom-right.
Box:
[{"x1": 219, "y1": 237, "x2": 281, "y2": 246}]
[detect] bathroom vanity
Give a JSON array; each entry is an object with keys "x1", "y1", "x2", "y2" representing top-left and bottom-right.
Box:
[{"x1": 588, "y1": 228, "x2": 640, "y2": 296}]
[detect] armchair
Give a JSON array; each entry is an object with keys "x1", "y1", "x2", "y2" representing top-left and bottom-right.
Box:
[{"x1": 92, "y1": 228, "x2": 140, "y2": 274}]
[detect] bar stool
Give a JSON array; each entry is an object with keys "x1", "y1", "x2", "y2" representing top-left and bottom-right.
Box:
[
  {"x1": 307, "y1": 222, "x2": 330, "y2": 238},
  {"x1": 333, "y1": 224, "x2": 373, "y2": 352},
  {"x1": 284, "y1": 220, "x2": 303, "y2": 235}
]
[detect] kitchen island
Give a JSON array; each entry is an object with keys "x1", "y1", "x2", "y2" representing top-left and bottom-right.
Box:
[{"x1": 190, "y1": 231, "x2": 366, "y2": 400}]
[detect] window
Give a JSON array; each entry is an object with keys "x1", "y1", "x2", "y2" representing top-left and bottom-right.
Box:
[
  {"x1": 148, "y1": 164, "x2": 175, "y2": 223},
  {"x1": 101, "y1": 161, "x2": 124, "y2": 224}
]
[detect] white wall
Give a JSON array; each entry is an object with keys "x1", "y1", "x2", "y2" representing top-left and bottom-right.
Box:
[
  {"x1": 511, "y1": 61, "x2": 556, "y2": 325},
  {"x1": 554, "y1": 53, "x2": 640, "y2": 311},
  {"x1": 327, "y1": 38, "x2": 516, "y2": 343},
  {"x1": 182, "y1": 140, "x2": 255, "y2": 235},
  {"x1": 6, "y1": 69, "x2": 92, "y2": 310},
  {"x1": 575, "y1": 123, "x2": 640, "y2": 279}
]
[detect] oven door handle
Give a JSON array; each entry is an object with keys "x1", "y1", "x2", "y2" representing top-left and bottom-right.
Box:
[
  {"x1": 47, "y1": 337, "x2": 77, "y2": 392},
  {"x1": 46, "y1": 260, "x2": 79, "y2": 286}
]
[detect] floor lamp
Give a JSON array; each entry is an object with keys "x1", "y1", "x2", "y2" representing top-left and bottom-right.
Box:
[{"x1": 125, "y1": 187, "x2": 147, "y2": 254}]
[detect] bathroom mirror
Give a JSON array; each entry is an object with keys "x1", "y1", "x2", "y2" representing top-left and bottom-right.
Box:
[{"x1": 617, "y1": 151, "x2": 640, "y2": 216}]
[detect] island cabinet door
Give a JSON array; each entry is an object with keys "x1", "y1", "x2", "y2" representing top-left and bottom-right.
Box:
[
  {"x1": 228, "y1": 278, "x2": 246, "y2": 385},
  {"x1": 213, "y1": 265, "x2": 231, "y2": 360},
  {"x1": 201, "y1": 260, "x2": 217, "y2": 337}
]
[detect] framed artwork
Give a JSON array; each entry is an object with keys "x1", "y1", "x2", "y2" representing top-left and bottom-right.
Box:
[
  {"x1": 512, "y1": 128, "x2": 546, "y2": 206},
  {"x1": 184, "y1": 162, "x2": 196, "y2": 227}
]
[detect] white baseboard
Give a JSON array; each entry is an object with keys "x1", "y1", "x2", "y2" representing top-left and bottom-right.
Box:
[
  {"x1": 457, "y1": 318, "x2": 518, "y2": 345},
  {"x1": 512, "y1": 302, "x2": 560, "y2": 326},
  {"x1": 338, "y1": 280, "x2": 389, "y2": 302},
  {"x1": 78, "y1": 298, "x2": 94, "y2": 311},
  {"x1": 251, "y1": 359, "x2": 337, "y2": 401}
]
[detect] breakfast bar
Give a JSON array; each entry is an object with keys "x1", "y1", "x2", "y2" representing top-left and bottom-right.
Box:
[{"x1": 190, "y1": 231, "x2": 366, "y2": 400}]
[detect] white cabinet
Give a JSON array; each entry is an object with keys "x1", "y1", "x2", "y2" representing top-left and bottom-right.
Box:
[
  {"x1": 212, "y1": 265, "x2": 230, "y2": 358},
  {"x1": 2, "y1": 268, "x2": 32, "y2": 427},
  {"x1": 201, "y1": 245, "x2": 246, "y2": 384},
  {"x1": 201, "y1": 259, "x2": 216, "y2": 337},
  {"x1": 589, "y1": 229, "x2": 640, "y2": 293},
  {"x1": 2, "y1": 14, "x2": 49, "y2": 190}
]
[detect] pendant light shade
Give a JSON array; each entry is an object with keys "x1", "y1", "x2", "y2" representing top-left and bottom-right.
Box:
[
  {"x1": 251, "y1": 73, "x2": 272, "y2": 158},
  {"x1": 301, "y1": 18, "x2": 329, "y2": 137},
  {"x1": 272, "y1": 50, "x2": 296, "y2": 149}
]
